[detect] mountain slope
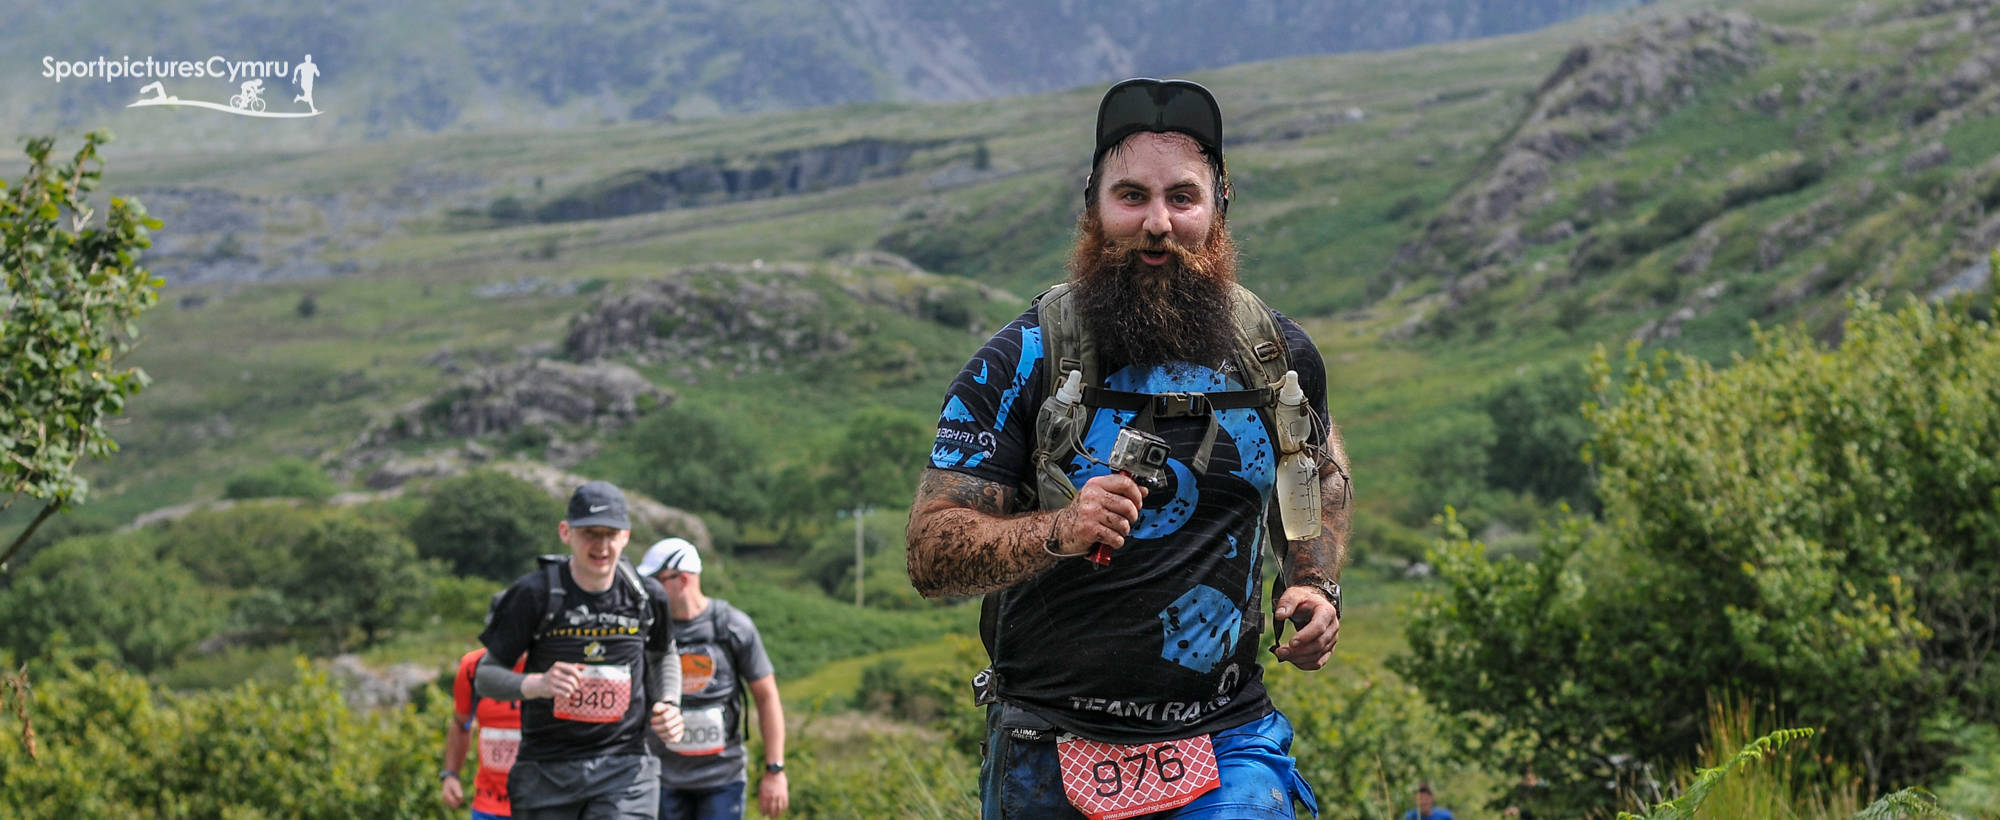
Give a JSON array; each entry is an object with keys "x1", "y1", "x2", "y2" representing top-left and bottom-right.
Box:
[
  {"x1": 3, "y1": 0, "x2": 1638, "y2": 148},
  {"x1": 10, "y1": 0, "x2": 1996, "y2": 554}
]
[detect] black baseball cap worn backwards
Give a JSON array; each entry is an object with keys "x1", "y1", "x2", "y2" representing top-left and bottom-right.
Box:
[
  {"x1": 1090, "y1": 77, "x2": 1228, "y2": 210},
  {"x1": 566, "y1": 480, "x2": 631, "y2": 530}
]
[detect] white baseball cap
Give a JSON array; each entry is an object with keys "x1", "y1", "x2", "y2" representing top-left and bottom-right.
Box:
[{"x1": 636, "y1": 537, "x2": 701, "y2": 577}]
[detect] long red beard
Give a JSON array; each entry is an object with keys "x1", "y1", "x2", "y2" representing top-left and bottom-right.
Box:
[{"x1": 1065, "y1": 210, "x2": 1240, "y2": 369}]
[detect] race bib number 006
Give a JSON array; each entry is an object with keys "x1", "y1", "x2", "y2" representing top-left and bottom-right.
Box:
[
  {"x1": 666, "y1": 705, "x2": 727, "y2": 756},
  {"x1": 553, "y1": 665, "x2": 631, "y2": 724},
  {"x1": 1056, "y1": 733, "x2": 1219, "y2": 820},
  {"x1": 478, "y1": 727, "x2": 520, "y2": 774}
]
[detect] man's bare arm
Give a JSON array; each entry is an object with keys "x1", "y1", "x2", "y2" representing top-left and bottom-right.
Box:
[
  {"x1": 1269, "y1": 421, "x2": 1352, "y2": 670},
  {"x1": 905, "y1": 468, "x2": 1145, "y2": 598},
  {"x1": 905, "y1": 469, "x2": 1061, "y2": 598},
  {"x1": 1288, "y1": 421, "x2": 1352, "y2": 585}
]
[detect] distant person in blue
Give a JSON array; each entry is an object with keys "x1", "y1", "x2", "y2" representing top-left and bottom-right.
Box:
[
  {"x1": 907, "y1": 77, "x2": 1354, "y2": 819},
  {"x1": 1404, "y1": 783, "x2": 1454, "y2": 820}
]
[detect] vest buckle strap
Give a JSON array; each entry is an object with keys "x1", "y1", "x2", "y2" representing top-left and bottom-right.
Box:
[{"x1": 1152, "y1": 392, "x2": 1210, "y2": 418}]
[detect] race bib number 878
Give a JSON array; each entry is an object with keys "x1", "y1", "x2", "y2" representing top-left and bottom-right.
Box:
[{"x1": 478, "y1": 727, "x2": 520, "y2": 774}]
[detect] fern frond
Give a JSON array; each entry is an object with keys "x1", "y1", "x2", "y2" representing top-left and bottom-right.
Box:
[
  {"x1": 1618, "y1": 727, "x2": 1816, "y2": 820},
  {"x1": 1851, "y1": 787, "x2": 1949, "y2": 820}
]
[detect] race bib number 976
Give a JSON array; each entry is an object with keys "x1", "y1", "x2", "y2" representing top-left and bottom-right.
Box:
[
  {"x1": 553, "y1": 665, "x2": 631, "y2": 724},
  {"x1": 1056, "y1": 733, "x2": 1220, "y2": 820}
]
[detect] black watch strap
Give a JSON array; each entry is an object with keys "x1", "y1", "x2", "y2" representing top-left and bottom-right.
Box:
[{"x1": 764, "y1": 761, "x2": 785, "y2": 775}]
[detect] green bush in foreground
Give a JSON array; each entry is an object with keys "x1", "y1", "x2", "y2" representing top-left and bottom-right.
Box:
[
  {"x1": 0, "y1": 532, "x2": 222, "y2": 673},
  {"x1": 0, "y1": 131, "x2": 162, "y2": 570},
  {"x1": 1401, "y1": 295, "x2": 2000, "y2": 809},
  {"x1": 0, "y1": 652, "x2": 449, "y2": 819}
]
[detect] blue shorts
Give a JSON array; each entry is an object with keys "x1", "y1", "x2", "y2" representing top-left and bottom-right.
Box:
[
  {"x1": 980, "y1": 707, "x2": 1318, "y2": 819},
  {"x1": 660, "y1": 781, "x2": 746, "y2": 820},
  {"x1": 471, "y1": 811, "x2": 507, "y2": 820}
]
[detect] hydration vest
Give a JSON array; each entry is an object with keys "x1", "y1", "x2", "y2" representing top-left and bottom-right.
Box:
[
  {"x1": 532, "y1": 553, "x2": 655, "y2": 644},
  {"x1": 978, "y1": 281, "x2": 1302, "y2": 661},
  {"x1": 1022, "y1": 281, "x2": 1294, "y2": 510},
  {"x1": 531, "y1": 553, "x2": 657, "y2": 704}
]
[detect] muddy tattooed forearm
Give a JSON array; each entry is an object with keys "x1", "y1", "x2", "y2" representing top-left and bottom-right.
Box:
[{"x1": 906, "y1": 468, "x2": 1062, "y2": 598}]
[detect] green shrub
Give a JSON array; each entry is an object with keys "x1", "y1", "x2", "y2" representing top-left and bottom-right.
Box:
[
  {"x1": 154, "y1": 503, "x2": 321, "y2": 591},
  {"x1": 222, "y1": 457, "x2": 338, "y2": 501},
  {"x1": 1479, "y1": 362, "x2": 1596, "y2": 512},
  {"x1": 0, "y1": 532, "x2": 223, "y2": 672},
  {"x1": 1400, "y1": 296, "x2": 2000, "y2": 810},
  {"x1": 0, "y1": 652, "x2": 453, "y2": 818},
  {"x1": 407, "y1": 469, "x2": 562, "y2": 581},
  {"x1": 590, "y1": 403, "x2": 771, "y2": 523},
  {"x1": 283, "y1": 513, "x2": 440, "y2": 649},
  {"x1": 1269, "y1": 664, "x2": 1472, "y2": 820}
]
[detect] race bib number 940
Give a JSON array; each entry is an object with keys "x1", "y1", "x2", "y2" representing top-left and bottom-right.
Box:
[
  {"x1": 1056, "y1": 733, "x2": 1219, "y2": 820},
  {"x1": 553, "y1": 665, "x2": 631, "y2": 724}
]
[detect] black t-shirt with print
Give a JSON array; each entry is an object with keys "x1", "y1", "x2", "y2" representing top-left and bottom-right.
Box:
[
  {"x1": 481, "y1": 561, "x2": 675, "y2": 763},
  {"x1": 929, "y1": 302, "x2": 1330, "y2": 744}
]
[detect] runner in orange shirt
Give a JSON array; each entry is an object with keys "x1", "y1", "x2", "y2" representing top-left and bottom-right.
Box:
[{"x1": 446, "y1": 647, "x2": 526, "y2": 819}]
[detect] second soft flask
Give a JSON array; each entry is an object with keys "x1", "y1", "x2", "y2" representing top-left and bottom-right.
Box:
[{"x1": 1274, "y1": 371, "x2": 1321, "y2": 541}]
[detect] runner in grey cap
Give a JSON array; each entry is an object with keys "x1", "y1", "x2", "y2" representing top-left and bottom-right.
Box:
[{"x1": 478, "y1": 480, "x2": 686, "y2": 819}]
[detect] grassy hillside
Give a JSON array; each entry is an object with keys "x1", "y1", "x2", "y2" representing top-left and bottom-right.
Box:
[
  {"x1": 28, "y1": 0, "x2": 1981, "y2": 549},
  {"x1": 8, "y1": 2, "x2": 2000, "y2": 815},
  {"x1": 1, "y1": 0, "x2": 1992, "y2": 650}
]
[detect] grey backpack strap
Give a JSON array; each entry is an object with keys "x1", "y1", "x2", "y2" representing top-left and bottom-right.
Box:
[
  {"x1": 1027, "y1": 283, "x2": 1094, "y2": 511},
  {"x1": 708, "y1": 600, "x2": 753, "y2": 741},
  {"x1": 1226, "y1": 283, "x2": 1291, "y2": 416},
  {"x1": 617, "y1": 560, "x2": 651, "y2": 634}
]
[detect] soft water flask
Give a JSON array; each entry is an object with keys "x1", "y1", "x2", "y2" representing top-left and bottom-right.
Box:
[
  {"x1": 1274, "y1": 371, "x2": 1322, "y2": 541},
  {"x1": 1055, "y1": 369, "x2": 1083, "y2": 408}
]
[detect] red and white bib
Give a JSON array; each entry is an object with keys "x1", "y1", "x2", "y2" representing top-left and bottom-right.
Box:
[
  {"x1": 665, "y1": 705, "x2": 727, "y2": 756},
  {"x1": 1056, "y1": 732, "x2": 1220, "y2": 820},
  {"x1": 477, "y1": 727, "x2": 520, "y2": 774},
  {"x1": 552, "y1": 664, "x2": 631, "y2": 724}
]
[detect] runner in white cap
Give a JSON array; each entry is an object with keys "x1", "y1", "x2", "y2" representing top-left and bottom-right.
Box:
[{"x1": 637, "y1": 538, "x2": 789, "y2": 819}]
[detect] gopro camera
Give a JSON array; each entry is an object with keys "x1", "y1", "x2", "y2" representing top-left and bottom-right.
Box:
[{"x1": 1107, "y1": 427, "x2": 1171, "y2": 490}]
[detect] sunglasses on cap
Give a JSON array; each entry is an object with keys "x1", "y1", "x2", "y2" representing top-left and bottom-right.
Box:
[{"x1": 1090, "y1": 78, "x2": 1229, "y2": 210}]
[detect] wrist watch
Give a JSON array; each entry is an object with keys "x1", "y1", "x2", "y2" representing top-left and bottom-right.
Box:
[
  {"x1": 439, "y1": 769, "x2": 459, "y2": 781},
  {"x1": 764, "y1": 761, "x2": 785, "y2": 775},
  {"x1": 1298, "y1": 578, "x2": 1342, "y2": 619}
]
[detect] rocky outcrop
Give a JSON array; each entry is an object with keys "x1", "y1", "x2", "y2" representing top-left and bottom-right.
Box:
[
  {"x1": 1757, "y1": 180, "x2": 1877, "y2": 272},
  {"x1": 1633, "y1": 280, "x2": 1727, "y2": 344},
  {"x1": 1395, "y1": 10, "x2": 1799, "y2": 284},
  {"x1": 327, "y1": 655, "x2": 436, "y2": 710},
  {"x1": 1902, "y1": 141, "x2": 1953, "y2": 174},
  {"x1": 1674, "y1": 224, "x2": 1723, "y2": 276},
  {"x1": 563, "y1": 263, "x2": 853, "y2": 369},
  {"x1": 534, "y1": 139, "x2": 951, "y2": 223},
  {"x1": 563, "y1": 257, "x2": 1006, "y2": 369},
  {"x1": 362, "y1": 359, "x2": 671, "y2": 448}
]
